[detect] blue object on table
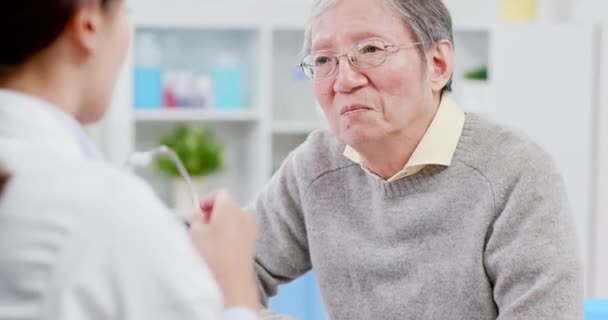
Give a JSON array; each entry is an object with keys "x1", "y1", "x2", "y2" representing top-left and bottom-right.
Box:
[
  {"x1": 274, "y1": 284, "x2": 608, "y2": 319},
  {"x1": 586, "y1": 299, "x2": 608, "y2": 319},
  {"x1": 269, "y1": 271, "x2": 327, "y2": 320},
  {"x1": 134, "y1": 67, "x2": 162, "y2": 109},
  {"x1": 212, "y1": 65, "x2": 243, "y2": 109}
]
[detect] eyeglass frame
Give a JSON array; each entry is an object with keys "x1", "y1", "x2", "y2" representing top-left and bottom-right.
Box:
[{"x1": 297, "y1": 38, "x2": 423, "y2": 80}]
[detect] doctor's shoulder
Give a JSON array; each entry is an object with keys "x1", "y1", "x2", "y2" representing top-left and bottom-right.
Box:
[
  {"x1": 0, "y1": 157, "x2": 185, "y2": 248},
  {"x1": 49, "y1": 160, "x2": 198, "y2": 259},
  {"x1": 84, "y1": 161, "x2": 180, "y2": 224},
  {"x1": 11, "y1": 153, "x2": 180, "y2": 229}
]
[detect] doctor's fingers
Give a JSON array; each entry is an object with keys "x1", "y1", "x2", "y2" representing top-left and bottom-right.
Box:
[
  {"x1": 208, "y1": 190, "x2": 241, "y2": 222},
  {"x1": 198, "y1": 189, "x2": 257, "y2": 237},
  {"x1": 191, "y1": 203, "x2": 257, "y2": 255}
]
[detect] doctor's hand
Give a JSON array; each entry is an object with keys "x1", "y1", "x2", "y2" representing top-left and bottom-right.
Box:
[{"x1": 189, "y1": 190, "x2": 259, "y2": 310}]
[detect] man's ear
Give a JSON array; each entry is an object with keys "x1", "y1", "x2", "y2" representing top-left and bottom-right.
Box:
[{"x1": 427, "y1": 39, "x2": 454, "y2": 92}]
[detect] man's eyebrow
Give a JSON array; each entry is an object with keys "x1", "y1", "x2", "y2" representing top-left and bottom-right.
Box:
[{"x1": 311, "y1": 30, "x2": 390, "y2": 52}]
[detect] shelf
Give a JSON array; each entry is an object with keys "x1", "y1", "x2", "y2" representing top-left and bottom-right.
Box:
[
  {"x1": 272, "y1": 121, "x2": 327, "y2": 135},
  {"x1": 131, "y1": 1, "x2": 264, "y2": 29},
  {"x1": 131, "y1": 0, "x2": 312, "y2": 30},
  {"x1": 134, "y1": 19, "x2": 260, "y2": 30},
  {"x1": 134, "y1": 108, "x2": 261, "y2": 122}
]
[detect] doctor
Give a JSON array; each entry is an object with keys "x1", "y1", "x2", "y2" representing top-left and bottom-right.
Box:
[{"x1": 0, "y1": 0, "x2": 259, "y2": 319}]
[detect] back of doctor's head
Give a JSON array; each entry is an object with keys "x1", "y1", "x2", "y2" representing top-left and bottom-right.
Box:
[
  {"x1": 0, "y1": 0, "x2": 129, "y2": 124},
  {"x1": 0, "y1": 0, "x2": 121, "y2": 69},
  {"x1": 0, "y1": 171, "x2": 8, "y2": 197}
]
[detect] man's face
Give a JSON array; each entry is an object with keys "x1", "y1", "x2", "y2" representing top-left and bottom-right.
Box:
[{"x1": 311, "y1": 0, "x2": 436, "y2": 147}]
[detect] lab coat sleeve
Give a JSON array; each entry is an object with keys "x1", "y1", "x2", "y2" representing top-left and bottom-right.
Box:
[{"x1": 223, "y1": 307, "x2": 258, "y2": 320}]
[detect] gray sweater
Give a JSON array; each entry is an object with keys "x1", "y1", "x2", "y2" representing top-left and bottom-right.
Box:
[{"x1": 250, "y1": 114, "x2": 583, "y2": 319}]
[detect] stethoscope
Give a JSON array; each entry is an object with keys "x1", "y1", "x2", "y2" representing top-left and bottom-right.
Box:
[{"x1": 125, "y1": 145, "x2": 200, "y2": 224}]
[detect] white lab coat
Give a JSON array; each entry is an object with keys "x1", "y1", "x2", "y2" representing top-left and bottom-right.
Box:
[{"x1": 0, "y1": 90, "x2": 256, "y2": 320}]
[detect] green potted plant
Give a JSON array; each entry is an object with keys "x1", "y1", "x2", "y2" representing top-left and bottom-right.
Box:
[
  {"x1": 155, "y1": 124, "x2": 223, "y2": 212},
  {"x1": 464, "y1": 66, "x2": 488, "y2": 81},
  {"x1": 459, "y1": 65, "x2": 490, "y2": 114}
]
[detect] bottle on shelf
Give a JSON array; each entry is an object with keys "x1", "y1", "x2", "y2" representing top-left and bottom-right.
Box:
[
  {"x1": 134, "y1": 33, "x2": 163, "y2": 109},
  {"x1": 212, "y1": 52, "x2": 244, "y2": 109}
]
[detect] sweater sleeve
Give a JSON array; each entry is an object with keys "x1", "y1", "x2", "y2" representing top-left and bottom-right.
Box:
[
  {"x1": 483, "y1": 153, "x2": 584, "y2": 319},
  {"x1": 247, "y1": 148, "x2": 313, "y2": 305}
]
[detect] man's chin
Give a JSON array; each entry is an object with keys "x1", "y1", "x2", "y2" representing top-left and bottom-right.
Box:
[{"x1": 339, "y1": 126, "x2": 376, "y2": 147}]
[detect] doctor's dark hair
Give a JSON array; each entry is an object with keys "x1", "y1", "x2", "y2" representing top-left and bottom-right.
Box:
[
  {"x1": 0, "y1": 172, "x2": 9, "y2": 197},
  {"x1": 0, "y1": 0, "x2": 117, "y2": 70}
]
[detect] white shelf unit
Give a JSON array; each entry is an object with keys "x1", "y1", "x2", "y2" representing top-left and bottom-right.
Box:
[
  {"x1": 451, "y1": 29, "x2": 492, "y2": 116},
  {"x1": 134, "y1": 108, "x2": 261, "y2": 123},
  {"x1": 270, "y1": 28, "x2": 325, "y2": 171},
  {"x1": 126, "y1": 11, "x2": 272, "y2": 204},
  {"x1": 99, "y1": 0, "x2": 602, "y2": 296},
  {"x1": 272, "y1": 121, "x2": 327, "y2": 135}
]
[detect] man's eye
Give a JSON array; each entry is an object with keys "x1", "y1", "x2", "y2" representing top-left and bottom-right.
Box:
[
  {"x1": 315, "y1": 56, "x2": 331, "y2": 65},
  {"x1": 360, "y1": 45, "x2": 383, "y2": 54}
]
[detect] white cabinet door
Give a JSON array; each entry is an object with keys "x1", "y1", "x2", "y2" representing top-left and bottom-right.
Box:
[
  {"x1": 594, "y1": 23, "x2": 608, "y2": 299},
  {"x1": 490, "y1": 23, "x2": 596, "y2": 294}
]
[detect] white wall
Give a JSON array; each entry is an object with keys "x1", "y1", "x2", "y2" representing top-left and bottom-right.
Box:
[
  {"x1": 596, "y1": 24, "x2": 608, "y2": 299},
  {"x1": 571, "y1": 0, "x2": 608, "y2": 299},
  {"x1": 101, "y1": 56, "x2": 134, "y2": 165},
  {"x1": 488, "y1": 24, "x2": 596, "y2": 295},
  {"x1": 598, "y1": 0, "x2": 607, "y2": 301}
]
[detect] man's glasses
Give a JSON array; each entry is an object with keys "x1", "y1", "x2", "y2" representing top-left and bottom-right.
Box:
[{"x1": 298, "y1": 38, "x2": 422, "y2": 80}]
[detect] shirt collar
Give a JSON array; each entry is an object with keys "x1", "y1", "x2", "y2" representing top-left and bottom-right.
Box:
[{"x1": 343, "y1": 95, "x2": 465, "y2": 181}]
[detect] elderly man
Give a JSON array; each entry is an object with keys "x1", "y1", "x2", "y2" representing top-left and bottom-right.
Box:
[{"x1": 250, "y1": 0, "x2": 583, "y2": 319}]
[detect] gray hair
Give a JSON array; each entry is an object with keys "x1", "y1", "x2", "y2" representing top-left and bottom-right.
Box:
[{"x1": 302, "y1": 0, "x2": 453, "y2": 92}]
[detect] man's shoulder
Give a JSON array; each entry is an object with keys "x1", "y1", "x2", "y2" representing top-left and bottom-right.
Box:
[{"x1": 458, "y1": 114, "x2": 562, "y2": 182}]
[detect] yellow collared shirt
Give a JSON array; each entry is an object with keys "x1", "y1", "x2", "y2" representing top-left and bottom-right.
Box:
[{"x1": 343, "y1": 96, "x2": 466, "y2": 182}]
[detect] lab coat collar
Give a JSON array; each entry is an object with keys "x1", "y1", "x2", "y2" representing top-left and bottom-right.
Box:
[{"x1": 0, "y1": 89, "x2": 100, "y2": 161}]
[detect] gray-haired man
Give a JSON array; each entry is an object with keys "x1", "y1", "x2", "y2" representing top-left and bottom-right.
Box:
[{"x1": 251, "y1": 0, "x2": 583, "y2": 319}]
